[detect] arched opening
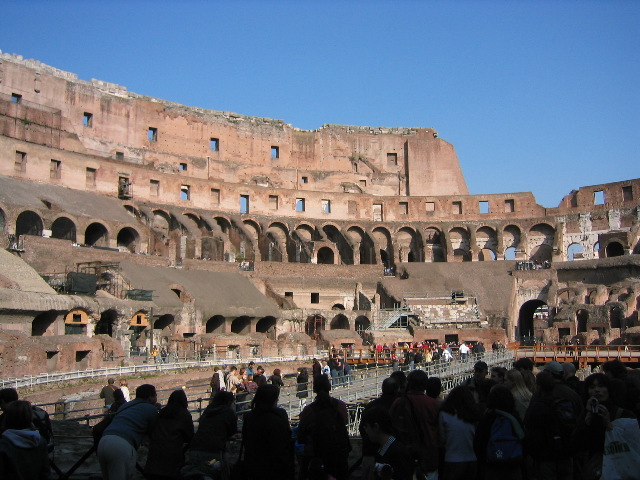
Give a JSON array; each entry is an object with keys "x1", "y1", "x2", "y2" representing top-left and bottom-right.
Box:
[
  {"x1": 0, "y1": 208, "x2": 5, "y2": 232},
  {"x1": 567, "y1": 243, "x2": 584, "y2": 261},
  {"x1": 51, "y1": 217, "x2": 76, "y2": 242},
  {"x1": 504, "y1": 246, "x2": 517, "y2": 260},
  {"x1": 332, "y1": 304, "x2": 345, "y2": 310},
  {"x1": 453, "y1": 248, "x2": 471, "y2": 262},
  {"x1": 424, "y1": 227, "x2": 445, "y2": 262},
  {"x1": 85, "y1": 222, "x2": 109, "y2": 247},
  {"x1": 529, "y1": 224, "x2": 554, "y2": 262},
  {"x1": 355, "y1": 316, "x2": 371, "y2": 334},
  {"x1": 95, "y1": 309, "x2": 118, "y2": 336},
  {"x1": 256, "y1": 316, "x2": 277, "y2": 340},
  {"x1": 231, "y1": 316, "x2": 251, "y2": 334},
  {"x1": 518, "y1": 300, "x2": 548, "y2": 343},
  {"x1": 380, "y1": 250, "x2": 390, "y2": 270},
  {"x1": 206, "y1": 315, "x2": 226, "y2": 334},
  {"x1": 449, "y1": 227, "x2": 470, "y2": 262},
  {"x1": 576, "y1": 309, "x2": 589, "y2": 333},
  {"x1": 478, "y1": 248, "x2": 496, "y2": 261},
  {"x1": 117, "y1": 227, "x2": 140, "y2": 253},
  {"x1": 610, "y1": 306, "x2": 622, "y2": 329},
  {"x1": 605, "y1": 242, "x2": 624, "y2": 257},
  {"x1": 154, "y1": 314, "x2": 175, "y2": 332},
  {"x1": 530, "y1": 244, "x2": 553, "y2": 263},
  {"x1": 330, "y1": 314, "x2": 349, "y2": 329},
  {"x1": 305, "y1": 314, "x2": 325, "y2": 339},
  {"x1": 32, "y1": 310, "x2": 57, "y2": 336},
  {"x1": 16, "y1": 210, "x2": 43, "y2": 237},
  {"x1": 317, "y1": 247, "x2": 335, "y2": 264},
  {"x1": 322, "y1": 224, "x2": 353, "y2": 264},
  {"x1": 594, "y1": 242, "x2": 601, "y2": 257}
]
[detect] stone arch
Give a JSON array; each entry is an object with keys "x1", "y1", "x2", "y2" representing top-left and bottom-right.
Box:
[
  {"x1": 503, "y1": 224, "x2": 521, "y2": 251},
  {"x1": 322, "y1": 223, "x2": 353, "y2": 264},
  {"x1": 290, "y1": 223, "x2": 315, "y2": 263},
  {"x1": 256, "y1": 316, "x2": 277, "y2": 340},
  {"x1": 504, "y1": 246, "x2": 517, "y2": 260},
  {"x1": 85, "y1": 222, "x2": 109, "y2": 247},
  {"x1": 32, "y1": 310, "x2": 57, "y2": 336},
  {"x1": 330, "y1": 314, "x2": 350, "y2": 329},
  {"x1": 117, "y1": 227, "x2": 140, "y2": 253},
  {"x1": 124, "y1": 204, "x2": 147, "y2": 223},
  {"x1": 317, "y1": 246, "x2": 335, "y2": 264},
  {"x1": 16, "y1": 210, "x2": 43, "y2": 237},
  {"x1": 449, "y1": 227, "x2": 471, "y2": 262},
  {"x1": 424, "y1": 226, "x2": 445, "y2": 262},
  {"x1": 518, "y1": 299, "x2": 548, "y2": 342},
  {"x1": 346, "y1": 225, "x2": 376, "y2": 265},
  {"x1": 51, "y1": 216, "x2": 77, "y2": 242},
  {"x1": 576, "y1": 309, "x2": 589, "y2": 333},
  {"x1": 605, "y1": 242, "x2": 624, "y2": 257},
  {"x1": 231, "y1": 316, "x2": 251, "y2": 334},
  {"x1": 206, "y1": 315, "x2": 225, "y2": 334},
  {"x1": 355, "y1": 315, "x2": 371, "y2": 333},
  {"x1": 95, "y1": 309, "x2": 118, "y2": 336},
  {"x1": 263, "y1": 222, "x2": 288, "y2": 262},
  {"x1": 213, "y1": 216, "x2": 233, "y2": 235},
  {"x1": 305, "y1": 314, "x2": 326, "y2": 339},
  {"x1": 529, "y1": 223, "x2": 554, "y2": 262},
  {"x1": 567, "y1": 242, "x2": 584, "y2": 261},
  {"x1": 476, "y1": 226, "x2": 498, "y2": 260},
  {"x1": 397, "y1": 226, "x2": 422, "y2": 262},
  {"x1": 154, "y1": 314, "x2": 175, "y2": 333},
  {"x1": 332, "y1": 303, "x2": 346, "y2": 310},
  {"x1": 373, "y1": 227, "x2": 394, "y2": 270}
]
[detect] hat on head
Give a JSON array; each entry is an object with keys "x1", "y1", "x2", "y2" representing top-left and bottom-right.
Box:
[{"x1": 544, "y1": 361, "x2": 564, "y2": 377}]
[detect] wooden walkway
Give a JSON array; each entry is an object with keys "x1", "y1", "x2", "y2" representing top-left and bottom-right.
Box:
[{"x1": 512, "y1": 344, "x2": 640, "y2": 368}]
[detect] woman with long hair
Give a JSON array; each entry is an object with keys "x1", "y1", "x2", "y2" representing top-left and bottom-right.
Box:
[
  {"x1": 296, "y1": 367, "x2": 310, "y2": 409},
  {"x1": 439, "y1": 385, "x2": 482, "y2": 480},
  {"x1": 144, "y1": 389, "x2": 194, "y2": 480},
  {"x1": 242, "y1": 384, "x2": 294, "y2": 480},
  {"x1": 504, "y1": 369, "x2": 533, "y2": 421},
  {"x1": 269, "y1": 368, "x2": 285, "y2": 389}
]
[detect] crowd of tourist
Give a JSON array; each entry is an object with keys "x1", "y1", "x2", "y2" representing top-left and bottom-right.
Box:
[{"x1": 0, "y1": 356, "x2": 639, "y2": 479}]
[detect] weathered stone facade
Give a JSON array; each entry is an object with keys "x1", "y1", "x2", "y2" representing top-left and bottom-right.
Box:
[{"x1": 0, "y1": 52, "x2": 639, "y2": 379}]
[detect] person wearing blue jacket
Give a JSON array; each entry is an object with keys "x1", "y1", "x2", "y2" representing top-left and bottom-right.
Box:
[{"x1": 97, "y1": 383, "x2": 158, "y2": 480}]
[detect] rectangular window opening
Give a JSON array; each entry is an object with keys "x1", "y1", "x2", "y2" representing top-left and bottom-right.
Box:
[
  {"x1": 452, "y1": 201, "x2": 462, "y2": 215},
  {"x1": 50, "y1": 159, "x2": 61, "y2": 180},
  {"x1": 271, "y1": 146, "x2": 279, "y2": 159},
  {"x1": 150, "y1": 179, "x2": 160, "y2": 196},
  {"x1": 210, "y1": 138, "x2": 219, "y2": 151},
  {"x1": 505, "y1": 199, "x2": 515, "y2": 213},
  {"x1": 622, "y1": 186, "x2": 633, "y2": 202},
  {"x1": 285, "y1": 291, "x2": 293, "y2": 298},
  {"x1": 373, "y1": 203, "x2": 383, "y2": 222},
  {"x1": 399, "y1": 201, "x2": 408, "y2": 215},
  {"x1": 301, "y1": 176, "x2": 308, "y2": 184},
  {"x1": 115, "y1": 151, "x2": 124, "y2": 161},
  {"x1": 479, "y1": 201, "x2": 490, "y2": 214},
  {"x1": 180, "y1": 184, "x2": 191, "y2": 201},
  {"x1": 387, "y1": 152, "x2": 398, "y2": 166},
  {"x1": 296, "y1": 198, "x2": 305, "y2": 212},
  {"x1": 348, "y1": 200, "x2": 357, "y2": 216},
  {"x1": 594, "y1": 190, "x2": 605, "y2": 205},
  {"x1": 83, "y1": 112, "x2": 93, "y2": 127},
  {"x1": 179, "y1": 162, "x2": 187, "y2": 171},
  {"x1": 425, "y1": 202, "x2": 435, "y2": 214},
  {"x1": 148, "y1": 127, "x2": 158, "y2": 142},
  {"x1": 359, "y1": 179, "x2": 367, "y2": 188},
  {"x1": 322, "y1": 199, "x2": 331, "y2": 214},
  {"x1": 211, "y1": 188, "x2": 220, "y2": 205},
  {"x1": 11, "y1": 93, "x2": 22, "y2": 103},
  {"x1": 15, "y1": 151, "x2": 26, "y2": 173},
  {"x1": 269, "y1": 195, "x2": 279, "y2": 211},
  {"x1": 86, "y1": 167, "x2": 97, "y2": 186},
  {"x1": 311, "y1": 292, "x2": 320, "y2": 304},
  {"x1": 240, "y1": 195, "x2": 249, "y2": 214}
]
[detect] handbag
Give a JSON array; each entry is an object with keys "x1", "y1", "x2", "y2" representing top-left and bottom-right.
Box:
[{"x1": 600, "y1": 417, "x2": 640, "y2": 480}]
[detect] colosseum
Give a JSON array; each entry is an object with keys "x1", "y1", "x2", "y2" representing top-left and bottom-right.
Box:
[{"x1": 0, "y1": 52, "x2": 638, "y2": 379}]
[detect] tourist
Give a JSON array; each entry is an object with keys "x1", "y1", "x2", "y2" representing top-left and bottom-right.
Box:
[
  {"x1": 464, "y1": 361, "x2": 489, "y2": 405},
  {"x1": 360, "y1": 376, "x2": 403, "y2": 463},
  {"x1": 360, "y1": 405, "x2": 414, "y2": 480},
  {"x1": 119, "y1": 379, "x2": 131, "y2": 402},
  {"x1": 269, "y1": 368, "x2": 285, "y2": 389},
  {"x1": 253, "y1": 366, "x2": 268, "y2": 387},
  {"x1": 439, "y1": 385, "x2": 481, "y2": 480},
  {"x1": 0, "y1": 400, "x2": 50, "y2": 479},
  {"x1": 181, "y1": 391, "x2": 237, "y2": 479},
  {"x1": 99, "y1": 378, "x2": 117, "y2": 409},
  {"x1": 298, "y1": 374, "x2": 351, "y2": 480},
  {"x1": 246, "y1": 361, "x2": 256, "y2": 377},
  {"x1": 312, "y1": 358, "x2": 322, "y2": 377},
  {"x1": 297, "y1": 367, "x2": 310, "y2": 409},
  {"x1": 321, "y1": 360, "x2": 331, "y2": 378},
  {"x1": 210, "y1": 366, "x2": 226, "y2": 394},
  {"x1": 0, "y1": 388, "x2": 19, "y2": 433},
  {"x1": 328, "y1": 356, "x2": 339, "y2": 387},
  {"x1": 513, "y1": 358, "x2": 536, "y2": 394},
  {"x1": 601, "y1": 359, "x2": 640, "y2": 417},
  {"x1": 97, "y1": 384, "x2": 159, "y2": 480},
  {"x1": 504, "y1": 369, "x2": 532, "y2": 422},
  {"x1": 459, "y1": 342, "x2": 470, "y2": 362},
  {"x1": 243, "y1": 374, "x2": 258, "y2": 394},
  {"x1": 242, "y1": 384, "x2": 294, "y2": 480},
  {"x1": 490, "y1": 366, "x2": 507, "y2": 384},
  {"x1": 107, "y1": 388, "x2": 127, "y2": 414},
  {"x1": 144, "y1": 389, "x2": 194, "y2": 480},
  {"x1": 226, "y1": 366, "x2": 244, "y2": 394}
]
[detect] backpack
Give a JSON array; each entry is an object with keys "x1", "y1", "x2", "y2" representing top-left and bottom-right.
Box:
[
  {"x1": 32, "y1": 406, "x2": 54, "y2": 452},
  {"x1": 486, "y1": 410, "x2": 524, "y2": 463},
  {"x1": 302, "y1": 400, "x2": 351, "y2": 459},
  {"x1": 549, "y1": 396, "x2": 579, "y2": 455}
]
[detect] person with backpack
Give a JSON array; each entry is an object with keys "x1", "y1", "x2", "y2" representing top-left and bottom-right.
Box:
[
  {"x1": 0, "y1": 387, "x2": 54, "y2": 453},
  {"x1": 297, "y1": 374, "x2": 351, "y2": 480},
  {"x1": 390, "y1": 369, "x2": 439, "y2": 480},
  {"x1": 474, "y1": 384, "x2": 524, "y2": 480},
  {"x1": 524, "y1": 362, "x2": 583, "y2": 480}
]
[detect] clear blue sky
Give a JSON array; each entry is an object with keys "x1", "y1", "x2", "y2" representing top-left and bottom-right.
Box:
[{"x1": 2, "y1": 0, "x2": 638, "y2": 207}]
